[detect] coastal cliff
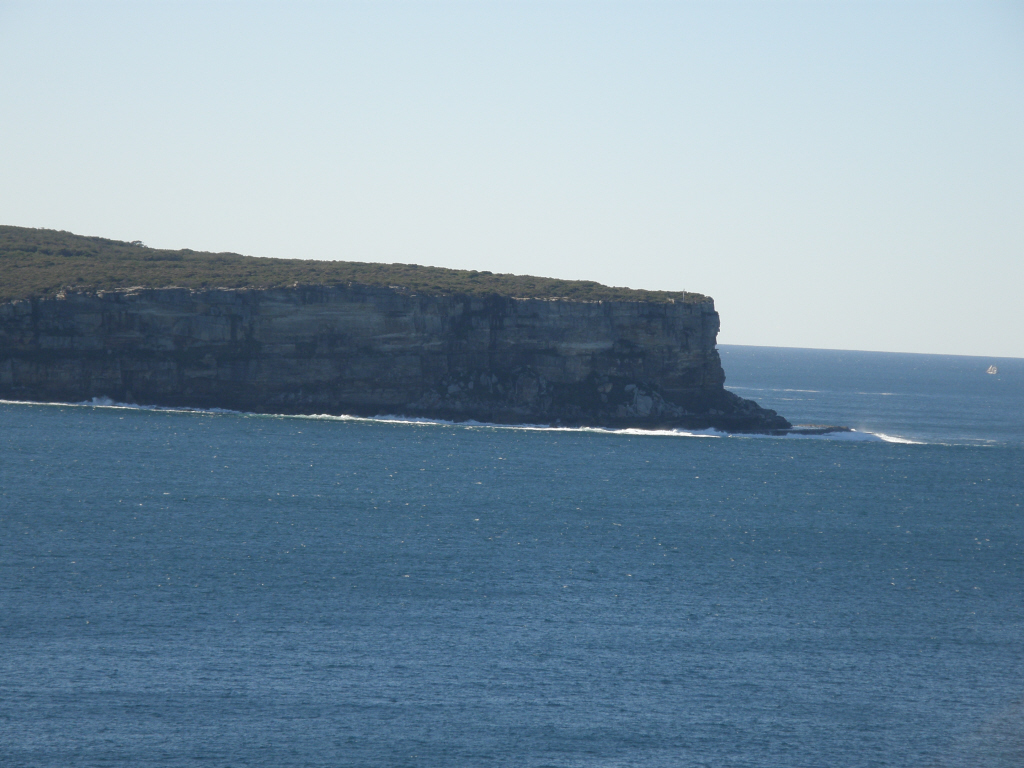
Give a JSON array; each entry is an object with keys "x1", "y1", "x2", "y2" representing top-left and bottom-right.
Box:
[
  {"x1": 0, "y1": 227, "x2": 790, "y2": 431},
  {"x1": 0, "y1": 286, "x2": 789, "y2": 430}
]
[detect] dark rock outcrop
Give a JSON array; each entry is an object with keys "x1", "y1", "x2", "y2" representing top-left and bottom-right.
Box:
[{"x1": 0, "y1": 284, "x2": 790, "y2": 431}]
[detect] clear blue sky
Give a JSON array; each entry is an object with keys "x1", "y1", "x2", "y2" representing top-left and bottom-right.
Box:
[{"x1": 2, "y1": 1, "x2": 1021, "y2": 357}]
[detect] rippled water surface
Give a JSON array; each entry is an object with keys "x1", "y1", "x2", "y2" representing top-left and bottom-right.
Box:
[{"x1": 2, "y1": 347, "x2": 1022, "y2": 767}]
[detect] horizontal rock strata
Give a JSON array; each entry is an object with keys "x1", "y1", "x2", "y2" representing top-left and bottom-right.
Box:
[{"x1": 0, "y1": 285, "x2": 790, "y2": 431}]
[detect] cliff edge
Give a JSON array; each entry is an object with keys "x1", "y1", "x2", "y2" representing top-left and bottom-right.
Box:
[{"x1": 0, "y1": 227, "x2": 790, "y2": 431}]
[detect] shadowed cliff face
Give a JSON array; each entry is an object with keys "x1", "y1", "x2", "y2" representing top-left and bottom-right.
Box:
[{"x1": 0, "y1": 285, "x2": 789, "y2": 431}]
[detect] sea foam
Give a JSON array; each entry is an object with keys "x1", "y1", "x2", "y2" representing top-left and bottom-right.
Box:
[{"x1": 0, "y1": 397, "x2": 912, "y2": 442}]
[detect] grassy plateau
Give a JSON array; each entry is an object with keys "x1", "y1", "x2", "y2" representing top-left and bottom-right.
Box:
[{"x1": 0, "y1": 226, "x2": 704, "y2": 304}]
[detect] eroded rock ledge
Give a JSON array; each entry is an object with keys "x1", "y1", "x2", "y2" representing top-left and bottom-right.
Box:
[{"x1": 0, "y1": 285, "x2": 790, "y2": 432}]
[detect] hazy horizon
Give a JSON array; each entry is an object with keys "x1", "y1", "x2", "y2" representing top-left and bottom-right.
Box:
[{"x1": 2, "y1": 1, "x2": 1021, "y2": 357}]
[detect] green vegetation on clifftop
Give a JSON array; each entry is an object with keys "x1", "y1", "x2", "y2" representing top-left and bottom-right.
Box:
[{"x1": 0, "y1": 226, "x2": 706, "y2": 304}]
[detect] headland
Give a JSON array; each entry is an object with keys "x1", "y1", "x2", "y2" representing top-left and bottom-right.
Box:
[{"x1": 0, "y1": 226, "x2": 791, "y2": 432}]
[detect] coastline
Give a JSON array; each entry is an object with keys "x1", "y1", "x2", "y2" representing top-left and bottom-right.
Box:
[{"x1": 0, "y1": 285, "x2": 791, "y2": 433}]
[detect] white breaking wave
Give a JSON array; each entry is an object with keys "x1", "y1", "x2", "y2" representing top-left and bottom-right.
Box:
[
  {"x1": 294, "y1": 412, "x2": 724, "y2": 438},
  {"x1": 0, "y1": 397, "x2": 930, "y2": 443},
  {"x1": 79, "y1": 396, "x2": 242, "y2": 415},
  {"x1": 870, "y1": 432, "x2": 926, "y2": 445},
  {"x1": 0, "y1": 396, "x2": 242, "y2": 416}
]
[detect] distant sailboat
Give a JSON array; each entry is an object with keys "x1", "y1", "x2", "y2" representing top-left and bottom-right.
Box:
[{"x1": 986, "y1": 365, "x2": 998, "y2": 375}]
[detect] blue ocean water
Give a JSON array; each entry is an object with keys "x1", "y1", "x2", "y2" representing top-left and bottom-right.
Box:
[
  {"x1": 719, "y1": 345, "x2": 1024, "y2": 446},
  {"x1": 1, "y1": 346, "x2": 1021, "y2": 768}
]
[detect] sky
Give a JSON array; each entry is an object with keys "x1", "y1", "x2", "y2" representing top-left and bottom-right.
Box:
[{"x1": 1, "y1": 1, "x2": 1022, "y2": 357}]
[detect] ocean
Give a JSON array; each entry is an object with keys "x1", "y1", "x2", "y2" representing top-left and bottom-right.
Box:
[{"x1": 1, "y1": 346, "x2": 1021, "y2": 767}]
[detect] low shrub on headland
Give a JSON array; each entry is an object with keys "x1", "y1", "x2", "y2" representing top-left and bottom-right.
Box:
[{"x1": 0, "y1": 226, "x2": 705, "y2": 304}]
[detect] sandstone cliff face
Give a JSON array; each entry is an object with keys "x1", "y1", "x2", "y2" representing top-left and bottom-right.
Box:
[{"x1": 0, "y1": 285, "x2": 789, "y2": 431}]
